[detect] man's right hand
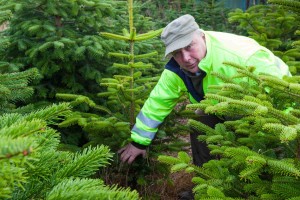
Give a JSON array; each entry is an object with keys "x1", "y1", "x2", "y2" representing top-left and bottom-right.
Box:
[{"x1": 118, "y1": 143, "x2": 147, "y2": 164}]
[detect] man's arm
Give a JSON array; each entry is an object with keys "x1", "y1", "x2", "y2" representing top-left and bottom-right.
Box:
[{"x1": 119, "y1": 69, "x2": 187, "y2": 164}]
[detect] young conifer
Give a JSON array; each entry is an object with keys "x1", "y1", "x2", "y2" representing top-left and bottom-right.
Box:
[
  {"x1": 56, "y1": 1, "x2": 191, "y2": 197},
  {"x1": 228, "y1": 2, "x2": 300, "y2": 74},
  {"x1": 0, "y1": 0, "x2": 120, "y2": 100},
  {"x1": 159, "y1": 61, "x2": 300, "y2": 199},
  {"x1": 0, "y1": 4, "x2": 140, "y2": 197},
  {"x1": 159, "y1": 2, "x2": 300, "y2": 199},
  {"x1": 0, "y1": 102, "x2": 140, "y2": 199}
]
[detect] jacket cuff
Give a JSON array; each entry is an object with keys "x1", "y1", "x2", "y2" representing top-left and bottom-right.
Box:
[{"x1": 131, "y1": 141, "x2": 148, "y2": 150}]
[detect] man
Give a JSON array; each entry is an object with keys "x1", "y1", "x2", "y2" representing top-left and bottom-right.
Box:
[{"x1": 118, "y1": 14, "x2": 290, "y2": 166}]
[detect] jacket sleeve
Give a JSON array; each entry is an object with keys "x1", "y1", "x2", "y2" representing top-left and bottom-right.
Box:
[{"x1": 131, "y1": 69, "x2": 187, "y2": 146}]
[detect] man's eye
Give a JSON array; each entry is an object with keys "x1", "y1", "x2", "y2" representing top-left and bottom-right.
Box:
[
  {"x1": 186, "y1": 44, "x2": 192, "y2": 49},
  {"x1": 172, "y1": 51, "x2": 179, "y2": 57}
]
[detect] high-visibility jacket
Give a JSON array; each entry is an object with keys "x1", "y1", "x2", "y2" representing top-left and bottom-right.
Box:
[{"x1": 131, "y1": 30, "x2": 291, "y2": 146}]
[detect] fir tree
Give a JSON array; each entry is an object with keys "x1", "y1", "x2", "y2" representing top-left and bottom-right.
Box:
[
  {"x1": 268, "y1": 0, "x2": 300, "y2": 13},
  {"x1": 0, "y1": 2, "x2": 40, "y2": 113},
  {"x1": 160, "y1": 3, "x2": 300, "y2": 200},
  {"x1": 159, "y1": 62, "x2": 300, "y2": 199},
  {"x1": 0, "y1": 67, "x2": 40, "y2": 113},
  {"x1": 99, "y1": 0, "x2": 163, "y2": 127},
  {"x1": 55, "y1": 0, "x2": 165, "y2": 151},
  {"x1": 139, "y1": 0, "x2": 233, "y2": 32},
  {"x1": 0, "y1": 0, "x2": 12, "y2": 26},
  {"x1": 228, "y1": 2, "x2": 300, "y2": 74},
  {"x1": 0, "y1": 0, "x2": 121, "y2": 100},
  {"x1": 0, "y1": 103, "x2": 140, "y2": 199},
  {"x1": 192, "y1": 0, "x2": 232, "y2": 32},
  {"x1": 0, "y1": 5, "x2": 139, "y2": 196},
  {"x1": 55, "y1": 1, "x2": 191, "y2": 198}
]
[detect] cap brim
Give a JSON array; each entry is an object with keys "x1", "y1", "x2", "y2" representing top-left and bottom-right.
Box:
[{"x1": 164, "y1": 30, "x2": 195, "y2": 57}]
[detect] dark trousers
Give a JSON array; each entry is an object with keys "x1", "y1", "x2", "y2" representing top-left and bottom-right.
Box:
[{"x1": 190, "y1": 114, "x2": 223, "y2": 166}]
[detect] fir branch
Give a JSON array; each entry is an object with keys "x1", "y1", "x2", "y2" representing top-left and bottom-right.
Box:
[
  {"x1": 100, "y1": 32, "x2": 130, "y2": 41},
  {"x1": 26, "y1": 150, "x2": 70, "y2": 182},
  {"x1": 0, "y1": 113, "x2": 22, "y2": 128},
  {"x1": 206, "y1": 186, "x2": 226, "y2": 198},
  {"x1": 236, "y1": 68, "x2": 261, "y2": 83},
  {"x1": 101, "y1": 77, "x2": 120, "y2": 83},
  {"x1": 280, "y1": 126, "x2": 297, "y2": 143},
  {"x1": 135, "y1": 77, "x2": 160, "y2": 83},
  {"x1": 0, "y1": 68, "x2": 39, "y2": 85},
  {"x1": 157, "y1": 155, "x2": 182, "y2": 165},
  {"x1": 225, "y1": 147, "x2": 260, "y2": 161},
  {"x1": 223, "y1": 62, "x2": 260, "y2": 82},
  {"x1": 221, "y1": 83, "x2": 245, "y2": 93},
  {"x1": 46, "y1": 178, "x2": 140, "y2": 200},
  {"x1": 24, "y1": 103, "x2": 72, "y2": 125},
  {"x1": 134, "y1": 28, "x2": 163, "y2": 41},
  {"x1": 33, "y1": 127, "x2": 60, "y2": 151},
  {"x1": 268, "y1": 0, "x2": 300, "y2": 13},
  {"x1": 0, "y1": 119, "x2": 46, "y2": 138},
  {"x1": 290, "y1": 109, "x2": 300, "y2": 118},
  {"x1": 0, "y1": 136, "x2": 33, "y2": 160},
  {"x1": 206, "y1": 135, "x2": 224, "y2": 144},
  {"x1": 108, "y1": 52, "x2": 131, "y2": 59},
  {"x1": 56, "y1": 115, "x2": 80, "y2": 128},
  {"x1": 271, "y1": 177, "x2": 300, "y2": 199},
  {"x1": 0, "y1": 10, "x2": 12, "y2": 24},
  {"x1": 245, "y1": 156, "x2": 267, "y2": 167},
  {"x1": 0, "y1": 163, "x2": 27, "y2": 199},
  {"x1": 135, "y1": 51, "x2": 158, "y2": 59},
  {"x1": 55, "y1": 145, "x2": 113, "y2": 178},
  {"x1": 56, "y1": 93, "x2": 111, "y2": 114},
  {"x1": 113, "y1": 75, "x2": 132, "y2": 82},
  {"x1": 261, "y1": 75, "x2": 292, "y2": 88},
  {"x1": 112, "y1": 63, "x2": 131, "y2": 69},
  {"x1": 271, "y1": 176, "x2": 300, "y2": 199},
  {"x1": 131, "y1": 62, "x2": 152, "y2": 69},
  {"x1": 267, "y1": 107, "x2": 299, "y2": 125},
  {"x1": 203, "y1": 94, "x2": 299, "y2": 124},
  {"x1": 188, "y1": 119, "x2": 217, "y2": 136},
  {"x1": 267, "y1": 159, "x2": 300, "y2": 177},
  {"x1": 210, "y1": 71, "x2": 235, "y2": 84},
  {"x1": 97, "y1": 91, "x2": 116, "y2": 97},
  {"x1": 260, "y1": 75, "x2": 300, "y2": 98}
]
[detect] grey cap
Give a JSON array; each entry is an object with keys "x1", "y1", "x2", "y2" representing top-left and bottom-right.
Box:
[{"x1": 161, "y1": 14, "x2": 199, "y2": 57}]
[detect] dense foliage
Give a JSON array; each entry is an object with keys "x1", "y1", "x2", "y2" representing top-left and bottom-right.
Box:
[
  {"x1": 159, "y1": 1, "x2": 300, "y2": 199},
  {"x1": 0, "y1": 0, "x2": 122, "y2": 101},
  {"x1": 228, "y1": 3, "x2": 300, "y2": 75},
  {"x1": 159, "y1": 61, "x2": 300, "y2": 199},
  {"x1": 0, "y1": 102, "x2": 140, "y2": 199},
  {"x1": 1, "y1": 0, "x2": 299, "y2": 199},
  {"x1": 140, "y1": 0, "x2": 232, "y2": 32},
  {"x1": 55, "y1": 1, "x2": 190, "y2": 197}
]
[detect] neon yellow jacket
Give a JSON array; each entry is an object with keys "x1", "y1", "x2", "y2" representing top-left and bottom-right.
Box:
[{"x1": 131, "y1": 30, "x2": 291, "y2": 146}]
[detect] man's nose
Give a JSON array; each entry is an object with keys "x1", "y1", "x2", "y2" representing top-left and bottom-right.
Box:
[{"x1": 182, "y1": 50, "x2": 191, "y2": 62}]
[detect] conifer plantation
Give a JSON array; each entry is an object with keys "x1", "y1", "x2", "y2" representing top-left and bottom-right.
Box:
[{"x1": 1, "y1": 0, "x2": 299, "y2": 199}]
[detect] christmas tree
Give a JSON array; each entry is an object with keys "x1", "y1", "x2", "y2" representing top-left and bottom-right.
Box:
[
  {"x1": 0, "y1": 0, "x2": 121, "y2": 100},
  {"x1": 159, "y1": 61, "x2": 300, "y2": 199}
]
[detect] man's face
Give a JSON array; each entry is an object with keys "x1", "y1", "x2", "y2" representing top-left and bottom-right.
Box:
[{"x1": 172, "y1": 31, "x2": 206, "y2": 74}]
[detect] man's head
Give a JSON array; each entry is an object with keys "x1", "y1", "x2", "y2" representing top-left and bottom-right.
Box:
[{"x1": 161, "y1": 15, "x2": 206, "y2": 74}]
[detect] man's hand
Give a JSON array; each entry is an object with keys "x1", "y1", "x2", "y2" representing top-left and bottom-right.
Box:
[{"x1": 118, "y1": 143, "x2": 146, "y2": 164}]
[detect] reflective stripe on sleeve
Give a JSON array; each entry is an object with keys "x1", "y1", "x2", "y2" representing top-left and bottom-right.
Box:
[
  {"x1": 131, "y1": 132, "x2": 152, "y2": 146},
  {"x1": 132, "y1": 124, "x2": 156, "y2": 140},
  {"x1": 137, "y1": 112, "x2": 162, "y2": 128}
]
